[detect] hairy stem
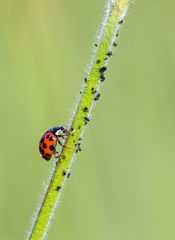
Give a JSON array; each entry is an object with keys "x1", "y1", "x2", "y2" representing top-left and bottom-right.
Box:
[{"x1": 27, "y1": 0, "x2": 129, "y2": 239}]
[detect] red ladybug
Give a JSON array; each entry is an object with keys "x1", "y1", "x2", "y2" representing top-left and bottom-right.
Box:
[{"x1": 39, "y1": 126, "x2": 69, "y2": 161}]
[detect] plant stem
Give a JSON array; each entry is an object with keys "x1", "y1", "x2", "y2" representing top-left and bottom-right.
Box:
[{"x1": 27, "y1": 0, "x2": 129, "y2": 239}]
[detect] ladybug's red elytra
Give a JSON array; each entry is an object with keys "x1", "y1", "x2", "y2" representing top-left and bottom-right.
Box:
[{"x1": 39, "y1": 126, "x2": 69, "y2": 161}]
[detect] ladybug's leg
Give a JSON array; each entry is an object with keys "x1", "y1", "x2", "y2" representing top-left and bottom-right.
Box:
[
  {"x1": 54, "y1": 150, "x2": 65, "y2": 166},
  {"x1": 54, "y1": 150, "x2": 61, "y2": 159},
  {"x1": 57, "y1": 139, "x2": 64, "y2": 147}
]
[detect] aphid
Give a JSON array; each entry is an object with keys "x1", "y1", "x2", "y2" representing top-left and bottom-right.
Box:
[
  {"x1": 62, "y1": 170, "x2": 67, "y2": 176},
  {"x1": 39, "y1": 126, "x2": 69, "y2": 161},
  {"x1": 118, "y1": 19, "x2": 124, "y2": 25},
  {"x1": 100, "y1": 73, "x2": 105, "y2": 82},
  {"x1": 76, "y1": 146, "x2": 81, "y2": 153},
  {"x1": 67, "y1": 172, "x2": 71, "y2": 178},
  {"x1": 70, "y1": 127, "x2": 74, "y2": 132},
  {"x1": 83, "y1": 107, "x2": 88, "y2": 112},
  {"x1": 84, "y1": 116, "x2": 90, "y2": 123},
  {"x1": 77, "y1": 143, "x2": 82, "y2": 152},
  {"x1": 99, "y1": 66, "x2": 107, "y2": 73},
  {"x1": 56, "y1": 186, "x2": 61, "y2": 191},
  {"x1": 94, "y1": 93, "x2": 101, "y2": 101},
  {"x1": 84, "y1": 116, "x2": 90, "y2": 125},
  {"x1": 75, "y1": 148, "x2": 79, "y2": 153},
  {"x1": 107, "y1": 51, "x2": 112, "y2": 57},
  {"x1": 91, "y1": 88, "x2": 97, "y2": 94}
]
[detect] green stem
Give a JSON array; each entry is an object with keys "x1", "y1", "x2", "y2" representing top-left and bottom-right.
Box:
[{"x1": 27, "y1": 0, "x2": 129, "y2": 239}]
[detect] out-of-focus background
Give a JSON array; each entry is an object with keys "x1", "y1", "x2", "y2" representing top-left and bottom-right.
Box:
[{"x1": 0, "y1": 0, "x2": 175, "y2": 239}]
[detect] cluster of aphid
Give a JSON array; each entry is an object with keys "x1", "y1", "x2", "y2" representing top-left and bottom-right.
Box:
[
  {"x1": 39, "y1": 20, "x2": 123, "y2": 163},
  {"x1": 38, "y1": 18, "x2": 125, "y2": 194}
]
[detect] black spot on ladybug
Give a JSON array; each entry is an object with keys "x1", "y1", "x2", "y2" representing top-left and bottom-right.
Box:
[
  {"x1": 49, "y1": 137, "x2": 53, "y2": 141},
  {"x1": 84, "y1": 78, "x2": 87, "y2": 83},
  {"x1": 49, "y1": 145, "x2": 55, "y2": 151},
  {"x1": 94, "y1": 93, "x2": 101, "y2": 101},
  {"x1": 67, "y1": 172, "x2": 71, "y2": 178},
  {"x1": 43, "y1": 143, "x2": 47, "y2": 149},
  {"x1": 83, "y1": 107, "x2": 88, "y2": 112},
  {"x1": 118, "y1": 19, "x2": 124, "y2": 25},
  {"x1": 96, "y1": 59, "x2": 101, "y2": 64},
  {"x1": 56, "y1": 186, "x2": 61, "y2": 191},
  {"x1": 99, "y1": 66, "x2": 107, "y2": 73},
  {"x1": 45, "y1": 153, "x2": 51, "y2": 158},
  {"x1": 91, "y1": 88, "x2": 97, "y2": 94},
  {"x1": 62, "y1": 170, "x2": 66, "y2": 176},
  {"x1": 46, "y1": 135, "x2": 50, "y2": 139},
  {"x1": 107, "y1": 51, "x2": 112, "y2": 57},
  {"x1": 113, "y1": 42, "x2": 117, "y2": 47},
  {"x1": 40, "y1": 137, "x2": 44, "y2": 144}
]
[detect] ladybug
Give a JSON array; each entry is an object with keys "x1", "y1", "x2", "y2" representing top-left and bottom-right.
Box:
[{"x1": 39, "y1": 126, "x2": 69, "y2": 161}]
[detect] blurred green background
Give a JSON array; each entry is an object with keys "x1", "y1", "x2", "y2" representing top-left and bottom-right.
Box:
[{"x1": 0, "y1": 0, "x2": 175, "y2": 239}]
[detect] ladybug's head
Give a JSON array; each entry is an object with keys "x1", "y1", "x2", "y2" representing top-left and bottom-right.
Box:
[{"x1": 50, "y1": 126, "x2": 69, "y2": 137}]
